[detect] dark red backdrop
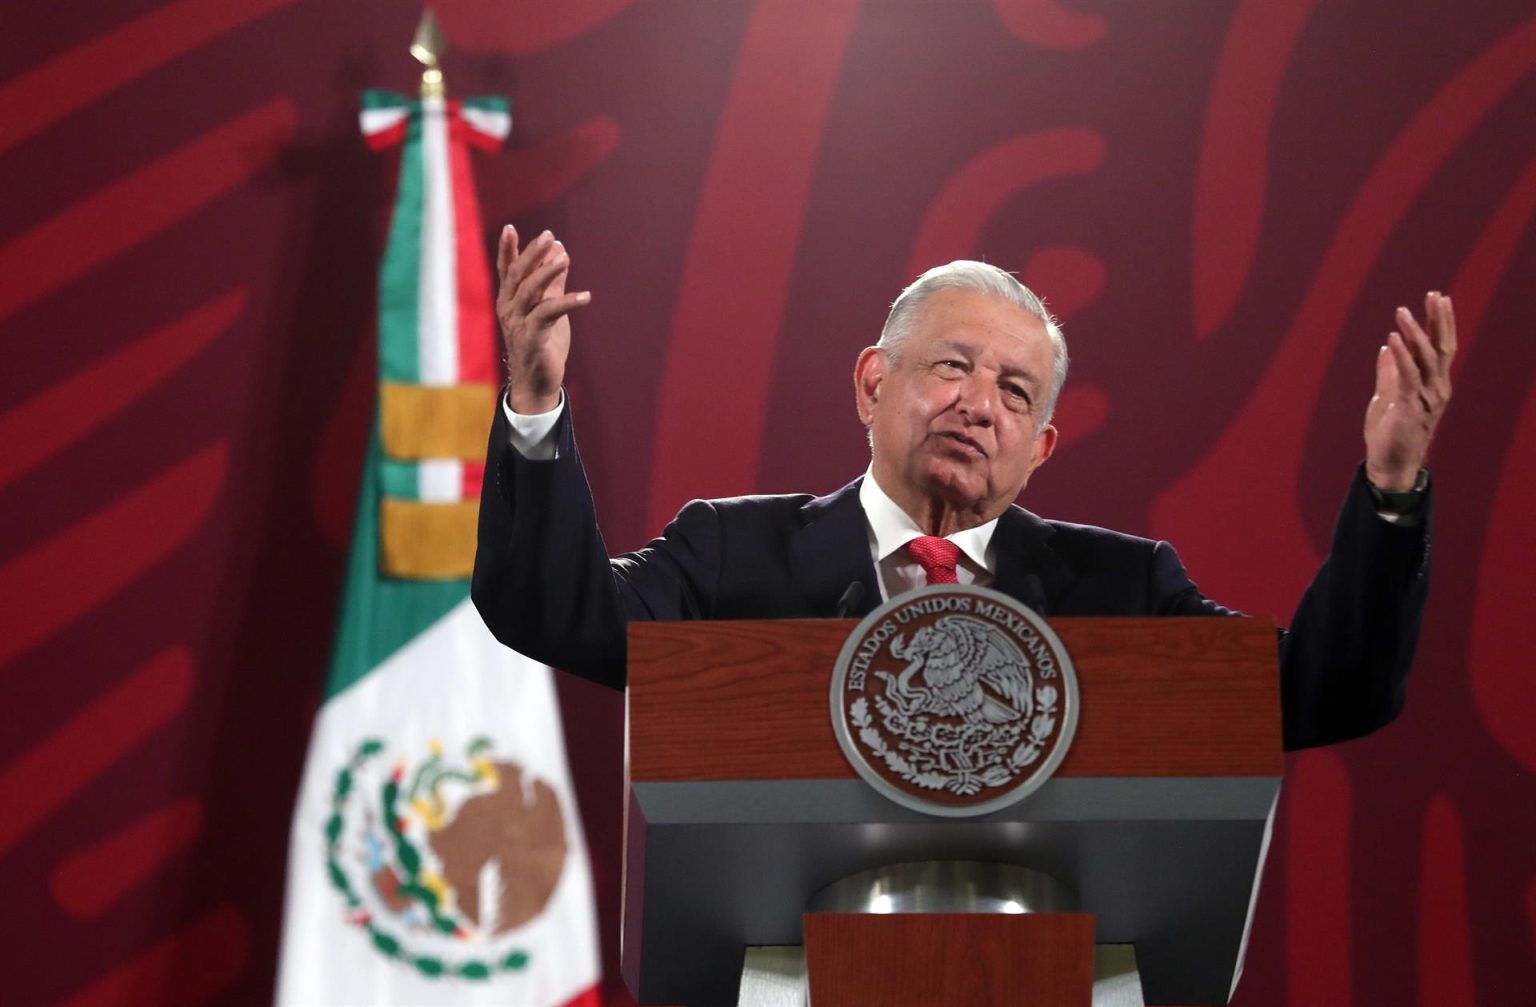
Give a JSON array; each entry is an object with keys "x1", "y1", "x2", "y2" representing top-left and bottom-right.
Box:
[{"x1": 2, "y1": 1, "x2": 1534, "y2": 1004}]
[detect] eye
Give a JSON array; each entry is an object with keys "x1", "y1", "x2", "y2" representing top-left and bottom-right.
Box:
[
  {"x1": 1002, "y1": 383, "x2": 1032, "y2": 410},
  {"x1": 935, "y1": 359, "x2": 967, "y2": 375}
]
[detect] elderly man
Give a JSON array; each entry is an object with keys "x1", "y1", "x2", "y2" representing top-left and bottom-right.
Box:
[{"x1": 473, "y1": 226, "x2": 1453, "y2": 750}]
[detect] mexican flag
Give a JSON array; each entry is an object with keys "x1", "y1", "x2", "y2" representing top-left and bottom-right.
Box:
[{"x1": 275, "y1": 90, "x2": 600, "y2": 1007}]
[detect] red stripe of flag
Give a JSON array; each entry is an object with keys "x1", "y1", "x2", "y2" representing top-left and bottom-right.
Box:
[
  {"x1": 363, "y1": 119, "x2": 407, "y2": 152},
  {"x1": 447, "y1": 102, "x2": 498, "y2": 385},
  {"x1": 461, "y1": 460, "x2": 487, "y2": 500}
]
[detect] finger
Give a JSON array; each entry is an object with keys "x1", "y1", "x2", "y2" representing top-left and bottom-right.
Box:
[
  {"x1": 1416, "y1": 292, "x2": 1451, "y2": 366},
  {"x1": 1395, "y1": 306, "x2": 1436, "y2": 384},
  {"x1": 547, "y1": 241, "x2": 569, "y2": 296},
  {"x1": 511, "y1": 253, "x2": 571, "y2": 314},
  {"x1": 1428, "y1": 291, "x2": 1458, "y2": 361},
  {"x1": 507, "y1": 240, "x2": 564, "y2": 313},
  {"x1": 1373, "y1": 341, "x2": 1397, "y2": 398},
  {"x1": 496, "y1": 224, "x2": 519, "y2": 281},
  {"x1": 1421, "y1": 294, "x2": 1456, "y2": 406},
  {"x1": 507, "y1": 229, "x2": 555, "y2": 290},
  {"x1": 527, "y1": 290, "x2": 592, "y2": 325},
  {"x1": 1386, "y1": 331, "x2": 1422, "y2": 399}
]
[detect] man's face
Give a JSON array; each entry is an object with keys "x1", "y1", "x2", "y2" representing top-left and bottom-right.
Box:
[{"x1": 855, "y1": 288, "x2": 1059, "y2": 524}]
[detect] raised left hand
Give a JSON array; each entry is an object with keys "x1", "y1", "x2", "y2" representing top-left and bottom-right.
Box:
[{"x1": 1364, "y1": 291, "x2": 1455, "y2": 492}]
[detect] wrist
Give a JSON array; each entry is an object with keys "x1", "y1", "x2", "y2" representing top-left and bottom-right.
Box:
[
  {"x1": 506, "y1": 383, "x2": 561, "y2": 415},
  {"x1": 1365, "y1": 463, "x2": 1421, "y2": 494},
  {"x1": 1365, "y1": 466, "x2": 1429, "y2": 514}
]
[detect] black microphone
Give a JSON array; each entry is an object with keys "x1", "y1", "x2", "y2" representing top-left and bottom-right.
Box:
[{"x1": 835, "y1": 581, "x2": 866, "y2": 618}]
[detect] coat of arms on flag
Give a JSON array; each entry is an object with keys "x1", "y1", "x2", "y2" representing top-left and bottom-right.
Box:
[{"x1": 321, "y1": 736, "x2": 570, "y2": 975}]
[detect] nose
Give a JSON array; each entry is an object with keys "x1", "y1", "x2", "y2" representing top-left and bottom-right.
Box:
[{"x1": 955, "y1": 374, "x2": 994, "y2": 425}]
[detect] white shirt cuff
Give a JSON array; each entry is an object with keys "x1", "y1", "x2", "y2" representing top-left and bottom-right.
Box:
[{"x1": 502, "y1": 390, "x2": 564, "y2": 460}]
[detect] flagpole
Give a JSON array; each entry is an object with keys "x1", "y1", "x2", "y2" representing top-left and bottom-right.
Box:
[{"x1": 410, "y1": 9, "x2": 446, "y2": 100}]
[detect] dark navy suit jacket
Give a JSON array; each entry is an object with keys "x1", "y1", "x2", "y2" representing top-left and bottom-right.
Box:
[{"x1": 472, "y1": 404, "x2": 1431, "y2": 751}]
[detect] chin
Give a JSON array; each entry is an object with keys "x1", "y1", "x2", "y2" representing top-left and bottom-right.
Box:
[{"x1": 919, "y1": 466, "x2": 986, "y2": 507}]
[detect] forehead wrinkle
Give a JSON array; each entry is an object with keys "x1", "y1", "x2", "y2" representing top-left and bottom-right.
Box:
[{"x1": 929, "y1": 337, "x2": 976, "y2": 357}]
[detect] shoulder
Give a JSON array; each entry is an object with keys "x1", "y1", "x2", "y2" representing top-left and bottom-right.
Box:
[
  {"x1": 663, "y1": 490, "x2": 821, "y2": 537},
  {"x1": 1002, "y1": 508, "x2": 1205, "y2": 614},
  {"x1": 1008, "y1": 509, "x2": 1176, "y2": 579},
  {"x1": 677, "y1": 478, "x2": 859, "y2": 530},
  {"x1": 1010, "y1": 505, "x2": 1163, "y2": 556},
  {"x1": 676, "y1": 491, "x2": 819, "y2": 518},
  {"x1": 707, "y1": 491, "x2": 821, "y2": 515},
  {"x1": 1041, "y1": 516, "x2": 1160, "y2": 551}
]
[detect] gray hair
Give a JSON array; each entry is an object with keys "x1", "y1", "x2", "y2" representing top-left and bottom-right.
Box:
[{"x1": 878, "y1": 260, "x2": 1069, "y2": 424}]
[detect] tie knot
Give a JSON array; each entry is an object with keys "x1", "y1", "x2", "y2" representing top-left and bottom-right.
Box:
[{"x1": 907, "y1": 535, "x2": 962, "y2": 585}]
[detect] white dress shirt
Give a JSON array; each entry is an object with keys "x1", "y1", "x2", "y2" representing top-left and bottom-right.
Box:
[
  {"x1": 857, "y1": 469, "x2": 997, "y2": 600},
  {"x1": 502, "y1": 391, "x2": 564, "y2": 460}
]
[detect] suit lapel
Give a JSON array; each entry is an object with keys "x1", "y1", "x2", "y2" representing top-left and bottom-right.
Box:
[
  {"x1": 790, "y1": 481, "x2": 1073, "y2": 618},
  {"x1": 991, "y1": 505, "x2": 1074, "y2": 615},
  {"x1": 792, "y1": 479, "x2": 881, "y2": 618}
]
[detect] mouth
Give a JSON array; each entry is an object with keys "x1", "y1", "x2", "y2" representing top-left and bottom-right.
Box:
[{"x1": 935, "y1": 431, "x2": 986, "y2": 458}]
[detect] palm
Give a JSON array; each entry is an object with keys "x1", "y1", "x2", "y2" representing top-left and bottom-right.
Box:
[
  {"x1": 1362, "y1": 292, "x2": 1455, "y2": 492},
  {"x1": 494, "y1": 225, "x2": 590, "y2": 414}
]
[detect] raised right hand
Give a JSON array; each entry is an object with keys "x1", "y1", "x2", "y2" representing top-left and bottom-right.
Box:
[
  {"x1": 496, "y1": 224, "x2": 591, "y2": 414},
  {"x1": 1363, "y1": 291, "x2": 1455, "y2": 493}
]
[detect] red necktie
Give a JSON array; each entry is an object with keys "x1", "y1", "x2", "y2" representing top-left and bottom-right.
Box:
[{"x1": 907, "y1": 536, "x2": 961, "y2": 585}]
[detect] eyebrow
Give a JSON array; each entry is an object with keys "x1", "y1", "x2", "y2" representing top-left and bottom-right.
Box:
[{"x1": 935, "y1": 339, "x2": 1042, "y2": 389}]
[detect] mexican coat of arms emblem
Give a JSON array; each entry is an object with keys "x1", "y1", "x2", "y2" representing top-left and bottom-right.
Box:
[{"x1": 830, "y1": 585, "x2": 1079, "y2": 817}]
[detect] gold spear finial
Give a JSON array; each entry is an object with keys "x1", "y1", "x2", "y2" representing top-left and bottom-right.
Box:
[{"x1": 411, "y1": 9, "x2": 446, "y2": 100}]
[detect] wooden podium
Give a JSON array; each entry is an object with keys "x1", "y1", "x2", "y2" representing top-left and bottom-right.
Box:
[{"x1": 623, "y1": 617, "x2": 1283, "y2": 1006}]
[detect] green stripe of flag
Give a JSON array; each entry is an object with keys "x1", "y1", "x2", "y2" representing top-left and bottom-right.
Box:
[
  {"x1": 325, "y1": 421, "x2": 464, "y2": 701},
  {"x1": 379, "y1": 458, "x2": 421, "y2": 500},
  {"x1": 377, "y1": 104, "x2": 423, "y2": 385},
  {"x1": 361, "y1": 90, "x2": 409, "y2": 113}
]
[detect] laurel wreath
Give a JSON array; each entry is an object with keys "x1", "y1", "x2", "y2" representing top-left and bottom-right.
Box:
[
  {"x1": 325, "y1": 738, "x2": 531, "y2": 980},
  {"x1": 851, "y1": 684, "x2": 1061, "y2": 796},
  {"x1": 1009, "y1": 685, "x2": 1059, "y2": 770}
]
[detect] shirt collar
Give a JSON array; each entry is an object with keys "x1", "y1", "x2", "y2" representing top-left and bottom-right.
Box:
[{"x1": 858, "y1": 468, "x2": 999, "y2": 573}]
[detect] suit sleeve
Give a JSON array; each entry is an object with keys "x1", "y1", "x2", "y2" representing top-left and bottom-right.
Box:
[
  {"x1": 471, "y1": 399, "x2": 721, "y2": 689},
  {"x1": 1145, "y1": 467, "x2": 1431, "y2": 750},
  {"x1": 1276, "y1": 467, "x2": 1431, "y2": 749}
]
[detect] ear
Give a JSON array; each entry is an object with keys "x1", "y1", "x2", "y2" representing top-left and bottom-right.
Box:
[
  {"x1": 1030, "y1": 423, "x2": 1059, "y2": 471},
  {"x1": 854, "y1": 346, "x2": 887, "y2": 426}
]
